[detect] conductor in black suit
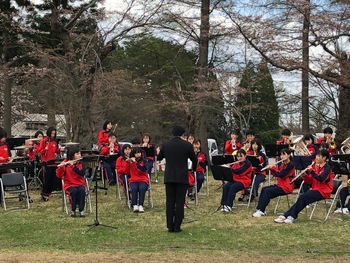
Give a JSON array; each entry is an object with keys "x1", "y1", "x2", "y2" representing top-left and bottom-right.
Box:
[{"x1": 157, "y1": 126, "x2": 197, "y2": 232}]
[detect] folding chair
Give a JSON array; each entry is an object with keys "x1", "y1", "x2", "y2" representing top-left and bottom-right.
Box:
[
  {"x1": 62, "y1": 178, "x2": 92, "y2": 215},
  {"x1": 197, "y1": 166, "x2": 209, "y2": 197},
  {"x1": 246, "y1": 172, "x2": 265, "y2": 208},
  {"x1": 126, "y1": 175, "x2": 153, "y2": 209},
  {"x1": 0, "y1": 172, "x2": 31, "y2": 211},
  {"x1": 309, "y1": 179, "x2": 343, "y2": 221},
  {"x1": 274, "y1": 179, "x2": 304, "y2": 214}
]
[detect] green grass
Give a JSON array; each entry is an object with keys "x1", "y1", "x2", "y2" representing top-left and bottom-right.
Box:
[{"x1": 1, "y1": 172, "x2": 350, "y2": 262}]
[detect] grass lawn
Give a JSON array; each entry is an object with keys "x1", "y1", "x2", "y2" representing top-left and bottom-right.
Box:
[{"x1": 0, "y1": 172, "x2": 350, "y2": 262}]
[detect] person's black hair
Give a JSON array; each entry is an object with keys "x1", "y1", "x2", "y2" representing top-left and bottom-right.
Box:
[
  {"x1": 142, "y1": 133, "x2": 152, "y2": 143},
  {"x1": 193, "y1": 139, "x2": 201, "y2": 145},
  {"x1": 236, "y1": 148, "x2": 246, "y2": 156},
  {"x1": 323, "y1": 127, "x2": 333, "y2": 134},
  {"x1": 131, "y1": 146, "x2": 144, "y2": 158},
  {"x1": 304, "y1": 134, "x2": 314, "y2": 144},
  {"x1": 103, "y1": 120, "x2": 112, "y2": 130},
  {"x1": 281, "y1": 129, "x2": 291, "y2": 136},
  {"x1": 320, "y1": 142, "x2": 329, "y2": 149},
  {"x1": 230, "y1": 129, "x2": 240, "y2": 136},
  {"x1": 172, "y1": 126, "x2": 185, "y2": 137},
  {"x1": 0, "y1": 127, "x2": 7, "y2": 139},
  {"x1": 131, "y1": 137, "x2": 141, "y2": 145},
  {"x1": 280, "y1": 148, "x2": 291, "y2": 155},
  {"x1": 46, "y1": 126, "x2": 56, "y2": 138},
  {"x1": 316, "y1": 149, "x2": 330, "y2": 160},
  {"x1": 34, "y1": 130, "x2": 44, "y2": 138},
  {"x1": 250, "y1": 139, "x2": 262, "y2": 152},
  {"x1": 246, "y1": 129, "x2": 255, "y2": 136},
  {"x1": 122, "y1": 143, "x2": 132, "y2": 152},
  {"x1": 108, "y1": 132, "x2": 116, "y2": 138},
  {"x1": 67, "y1": 146, "x2": 80, "y2": 160}
]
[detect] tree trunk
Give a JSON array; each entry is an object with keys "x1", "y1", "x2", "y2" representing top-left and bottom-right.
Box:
[
  {"x1": 301, "y1": 1, "x2": 310, "y2": 133},
  {"x1": 3, "y1": 68, "x2": 12, "y2": 136}
]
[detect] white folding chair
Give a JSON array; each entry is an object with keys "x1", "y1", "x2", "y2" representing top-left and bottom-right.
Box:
[{"x1": 62, "y1": 178, "x2": 92, "y2": 215}]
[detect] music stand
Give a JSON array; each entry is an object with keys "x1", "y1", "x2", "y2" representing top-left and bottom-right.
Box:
[
  {"x1": 329, "y1": 158, "x2": 350, "y2": 178},
  {"x1": 246, "y1": 155, "x2": 261, "y2": 168},
  {"x1": 86, "y1": 150, "x2": 116, "y2": 232},
  {"x1": 292, "y1": 155, "x2": 313, "y2": 170},
  {"x1": 264, "y1": 144, "x2": 287, "y2": 158},
  {"x1": 211, "y1": 155, "x2": 235, "y2": 166}
]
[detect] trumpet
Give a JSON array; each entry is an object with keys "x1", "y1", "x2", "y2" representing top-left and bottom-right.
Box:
[
  {"x1": 261, "y1": 158, "x2": 287, "y2": 171},
  {"x1": 289, "y1": 162, "x2": 315, "y2": 184},
  {"x1": 327, "y1": 133, "x2": 337, "y2": 150},
  {"x1": 57, "y1": 158, "x2": 82, "y2": 167}
]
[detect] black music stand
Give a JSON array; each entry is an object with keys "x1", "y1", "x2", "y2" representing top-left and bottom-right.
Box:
[
  {"x1": 329, "y1": 157, "x2": 350, "y2": 178},
  {"x1": 211, "y1": 155, "x2": 235, "y2": 166},
  {"x1": 246, "y1": 155, "x2": 261, "y2": 168},
  {"x1": 86, "y1": 151, "x2": 116, "y2": 232},
  {"x1": 264, "y1": 144, "x2": 287, "y2": 158},
  {"x1": 292, "y1": 155, "x2": 313, "y2": 170},
  {"x1": 211, "y1": 164, "x2": 234, "y2": 212}
]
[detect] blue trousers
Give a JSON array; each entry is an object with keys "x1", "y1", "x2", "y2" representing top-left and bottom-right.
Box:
[
  {"x1": 130, "y1": 181, "x2": 148, "y2": 206},
  {"x1": 284, "y1": 190, "x2": 324, "y2": 219},
  {"x1": 252, "y1": 173, "x2": 266, "y2": 196},
  {"x1": 338, "y1": 187, "x2": 350, "y2": 209},
  {"x1": 256, "y1": 185, "x2": 286, "y2": 212},
  {"x1": 145, "y1": 160, "x2": 154, "y2": 178},
  {"x1": 66, "y1": 186, "x2": 86, "y2": 212},
  {"x1": 187, "y1": 172, "x2": 205, "y2": 194},
  {"x1": 103, "y1": 161, "x2": 116, "y2": 183},
  {"x1": 220, "y1": 181, "x2": 245, "y2": 208}
]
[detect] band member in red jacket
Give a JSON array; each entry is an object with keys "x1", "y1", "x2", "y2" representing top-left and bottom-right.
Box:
[
  {"x1": 56, "y1": 147, "x2": 86, "y2": 217},
  {"x1": 38, "y1": 126, "x2": 61, "y2": 201},
  {"x1": 140, "y1": 133, "x2": 156, "y2": 179},
  {"x1": 224, "y1": 129, "x2": 242, "y2": 155},
  {"x1": 317, "y1": 127, "x2": 337, "y2": 155},
  {"x1": 100, "y1": 132, "x2": 120, "y2": 186},
  {"x1": 276, "y1": 129, "x2": 292, "y2": 145},
  {"x1": 274, "y1": 149, "x2": 333, "y2": 223},
  {"x1": 116, "y1": 144, "x2": 132, "y2": 195},
  {"x1": 97, "y1": 120, "x2": 113, "y2": 147},
  {"x1": 0, "y1": 127, "x2": 11, "y2": 175},
  {"x1": 220, "y1": 149, "x2": 252, "y2": 212},
  {"x1": 129, "y1": 147, "x2": 149, "y2": 213},
  {"x1": 252, "y1": 148, "x2": 295, "y2": 217}
]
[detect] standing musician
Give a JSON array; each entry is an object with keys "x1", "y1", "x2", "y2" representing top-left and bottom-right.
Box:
[
  {"x1": 317, "y1": 127, "x2": 337, "y2": 155},
  {"x1": 56, "y1": 147, "x2": 87, "y2": 218},
  {"x1": 140, "y1": 133, "x2": 156, "y2": 180},
  {"x1": 224, "y1": 130, "x2": 242, "y2": 155},
  {"x1": 246, "y1": 139, "x2": 267, "y2": 201},
  {"x1": 38, "y1": 126, "x2": 61, "y2": 201},
  {"x1": 276, "y1": 129, "x2": 292, "y2": 145},
  {"x1": 116, "y1": 144, "x2": 132, "y2": 196},
  {"x1": 187, "y1": 139, "x2": 207, "y2": 200},
  {"x1": 26, "y1": 130, "x2": 44, "y2": 161},
  {"x1": 220, "y1": 149, "x2": 252, "y2": 212},
  {"x1": 252, "y1": 148, "x2": 295, "y2": 217},
  {"x1": 274, "y1": 149, "x2": 333, "y2": 223},
  {"x1": 0, "y1": 127, "x2": 11, "y2": 174},
  {"x1": 100, "y1": 132, "x2": 120, "y2": 186},
  {"x1": 97, "y1": 120, "x2": 113, "y2": 147}
]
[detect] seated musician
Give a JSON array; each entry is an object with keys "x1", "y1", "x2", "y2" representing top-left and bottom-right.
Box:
[
  {"x1": 317, "y1": 127, "x2": 337, "y2": 155},
  {"x1": 25, "y1": 130, "x2": 44, "y2": 179},
  {"x1": 98, "y1": 120, "x2": 113, "y2": 147},
  {"x1": 242, "y1": 129, "x2": 255, "y2": 152},
  {"x1": 0, "y1": 127, "x2": 11, "y2": 177},
  {"x1": 252, "y1": 148, "x2": 295, "y2": 217},
  {"x1": 274, "y1": 149, "x2": 333, "y2": 223},
  {"x1": 276, "y1": 129, "x2": 292, "y2": 145},
  {"x1": 56, "y1": 147, "x2": 87, "y2": 218},
  {"x1": 187, "y1": 139, "x2": 208, "y2": 200},
  {"x1": 224, "y1": 129, "x2": 242, "y2": 155},
  {"x1": 129, "y1": 147, "x2": 149, "y2": 213},
  {"x1": 116, "y1": 144, "x2": 132, "y2": 196},
  {"x1": 100, "y1": 132, "x2": 120, "y2": 186},
  {"x1": 304, "y1": 134, "x2": 318, "y2": 157},
  {"x1": 38, "y1": 126, "x2": 61, "y2": 201},
  {"x1": 246, "y1": 139, "x2": 267, "y2": 201},
  {"x1": 140, "y1": 133, "x2": 156, "y2": 179},
  {"x1": 220, "y1": 149, "x2": 252, "y2": 212},
  {"x1": 334, "y1": 178, "x2": 350, "y2": 215}
]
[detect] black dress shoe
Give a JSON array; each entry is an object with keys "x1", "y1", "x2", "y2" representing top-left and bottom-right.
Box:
[
  {"x1": 168, "y1": 228, "x2": 174, "y2": 232},
  {"x1": 173, "y1": 228, "x2": 182, "y2": 233}
]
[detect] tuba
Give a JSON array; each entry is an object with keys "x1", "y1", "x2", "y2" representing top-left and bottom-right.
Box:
[
  {"x1": 293, "y1": 137, "x2": 311, "y2": 156},
  {"x1": 288, "y1": 132, "x2": 296, "y2": 151},
  {"x1": 341, "y1": 137, "x2": 350, "y2": 154}
]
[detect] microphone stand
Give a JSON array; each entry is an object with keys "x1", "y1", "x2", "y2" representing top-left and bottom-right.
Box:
[{"x1": 86, "y1": 145, "x2": 116, "y2": 232}]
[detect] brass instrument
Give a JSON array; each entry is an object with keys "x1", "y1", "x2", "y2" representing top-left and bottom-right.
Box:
[
  {"x1": 294, "y1": 137, "x2": 311, "y2": 156},
  {"x1": 341, "y1": 137, "x2": 350, "y2": 154},
  {"x1": 57, "y1": 158, "x2": 83, "y2": 167},
  {"x1": 290, "y1": 162, "x2": 315, "y2": 184},
  {"x1": 288, "y1": 132, "x2": 295, "y2": 151},
  {"x1": 328, "y1": 132, "x2": 337, "y2": 150},
  {"x1": 261, "y1": 158, "x2": 287, "y2": 171}
]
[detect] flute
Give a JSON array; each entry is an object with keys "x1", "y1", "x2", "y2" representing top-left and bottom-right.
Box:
[
  {"x1": 261, "y1": 158, "x2": 287, "y2": 171},
  {"x1": 289, "y1": 162, "x2": 315, "y2": 184},
  {"x1": 221, "y1": 160, "x2": 242, "y2": 167},
  {"x1": 57, "y1": 158, "x2": 83, "y2": 167}
]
